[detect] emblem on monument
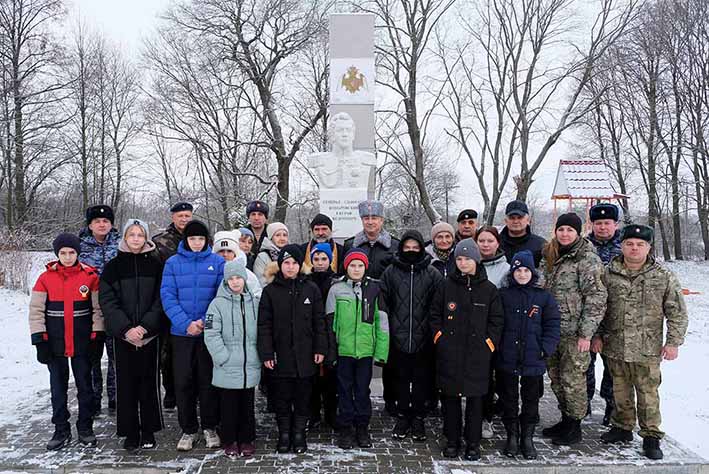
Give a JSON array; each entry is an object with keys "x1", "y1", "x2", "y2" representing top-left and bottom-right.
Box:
[{"x1": 341, "y1": 66, "x2": 368, "y2": 94}]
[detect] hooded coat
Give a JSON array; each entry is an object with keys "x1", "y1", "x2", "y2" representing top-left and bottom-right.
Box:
[
  {"x1": 380, "y1": 230, "x2": 444, "y2": 354},
  {"x1": 204, "y1": 275, "x2": 261, "y2": 389},
  {"x1": 430, "y1": 266, "x2": 504, "y2": 397},
  {"x1": 480, "y1": 252, "x2": 510, "y2": 288},
  {"x1": 253, "y1": 237, "x2": 281, "y2": 287}
]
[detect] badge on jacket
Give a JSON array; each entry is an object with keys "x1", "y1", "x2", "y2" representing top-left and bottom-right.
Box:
[
  {"x1": 205, "y1": 314, "x2": 213, "y2": 329},
  {"x1": 447, "y1": 301, "x2": 457, "y2": 311},
  {"x1": 79, "y1": 285, "x2": 90, "y2": 299},
  {"x1": 303, "y1": 297, "x2": 311, "y2": 305}
]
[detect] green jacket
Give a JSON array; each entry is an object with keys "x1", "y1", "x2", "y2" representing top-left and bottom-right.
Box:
[
  {"x1": 599, "y1": 256, "x2": 688, "y2": 364},
  {"x1": 543, "y1": 237, "x2": 607, "y2": 339},
  {"x1": 326, "y1": 277, "x2": 389, "y2": 363}
]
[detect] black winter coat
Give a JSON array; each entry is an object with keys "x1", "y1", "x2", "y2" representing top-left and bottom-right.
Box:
[
  {"x1": 99, "y1": 244, "x2": 165, "y2": 340},
  {"x1": 431, "y1": 268, "x2": 504, "y2": 397},
  {"x1": 257, "y1": 272, "x2": 328, "y2": 378},
  {"x1": 500, "y1": 226, "x2": 547, "y2": 268},
  {"x1": 343, "y1": 231, "x2": 400, "y2": 279},
  {"x1": 308, "y1": 269, "x2": 338, "y2": 365},
  {"x1": 380, "y1": 236, "x2": 444, "y2": 354},
  {"x1": 497, "y1": 275, "x2": 561, "y2": 376}
]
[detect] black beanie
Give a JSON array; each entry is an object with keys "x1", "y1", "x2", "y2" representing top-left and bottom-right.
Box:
[
  {"x1": 555, "y1": 213, "x2": 583, "y2": 235},
  {"x1": 278, "y1": 244, "x2": 304, "y2": 268},
  {"x1": 310, "y1": 213, "x2": 333, "y2": 230},
  {"x1": 182, "y1": 220, "x2": 210, "y2": 251},
  {"x1": 85, "y1": 204, "x2": 114, "y2": 225},
  {"x1": 52, "y1": 233, "x2": 81, "y2": 256}
]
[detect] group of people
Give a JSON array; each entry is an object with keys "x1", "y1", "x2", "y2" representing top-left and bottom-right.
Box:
[{"x1": 28, "y1": 197, "x2": 688, "y2": 462}]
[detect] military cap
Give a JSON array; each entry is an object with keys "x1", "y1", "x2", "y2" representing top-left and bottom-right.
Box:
[
  {"x1": 170, "y1": 202, "x2": 193, "y2": 213},
  {"x1": 590, "y1": 203, "x2": 619, "y2": 222},
  {"x1": 358, "y1": 200, "x2": 384, "y2": 218},
  {"x1": 457, "y1": 209, "x2": 478, "y2": 222},
  {"x1": 620, "y1": 224, "x2": 654, "y2": 243},
  {"x1": 246, "y1": 200, "x2": 269, "y2": 218}
]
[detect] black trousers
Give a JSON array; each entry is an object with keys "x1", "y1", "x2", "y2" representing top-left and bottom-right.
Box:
[
  {"x1": 587, "y1": 352, "x2": 614, "y2": 403},
  {"x1": 390, "y1": 346, "x2": 431, "y2": 419},
  {"x1": 114, "y1": 337, "x2": 163, "y2": 437},
  {"x1": 48, "y1": 354, "x2": 93, "y2": 433},
  {"x1": 482, "y1": 365, "x2": 497, "y2": 422},
  {"x1": 498, "y1": 371, "x2": 543, "y2": 425},
  {"x1": 220, "y1": 388, "x2": 255, "y2": 444},
  {"x1": 442, "y1": 395, "x2": 484, "y2": 447},
  {"x1": 272, "y1": 376, "x2": 312, "y2": 419},
  {"x1": 311, "y1": 367, "x2": 337, "y2": 421},
  {"x1": 171, "y1": 335, "x2": 218, "y2": 434},
  {"x1": 337, "y1": 356, "x2": 373, "y2": 427},
  {"x1": 160, "y1": 330, "x2": 175, "y2": 400},
  {"x1": 90, "y1": 338, "x2": 116, "y2": 410}
]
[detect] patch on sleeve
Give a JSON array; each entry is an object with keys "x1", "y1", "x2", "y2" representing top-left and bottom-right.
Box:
[{"x1": 205, "y1": 314, "x2": 214, "y2": 330}]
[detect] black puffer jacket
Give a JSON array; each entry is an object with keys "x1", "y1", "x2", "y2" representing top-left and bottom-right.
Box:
[
  {"x1": 99, "y1": 242, "x2": 165, "y2": 339},
  {"x1": 343, "y1": 230, "x2": 400, "y2": 279},
  {"x1": 257, "y1": 271, "x2": 328, "y2": 378},
  {"x1": 380, "y1": 230, "x2": 444, "y2": 354},
  {"x1": 500, "y1": 225, "x2": 547, "y2": 268},
  {"x1": 430, "y1": 266, "x2": 504, "y2": 397}
]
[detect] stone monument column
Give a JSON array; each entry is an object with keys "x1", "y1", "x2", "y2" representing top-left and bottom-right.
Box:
[{"x1": 315, "y1": 13, "x2": 376, "y2": 239}]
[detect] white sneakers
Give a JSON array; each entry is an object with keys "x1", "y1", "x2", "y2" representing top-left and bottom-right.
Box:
[
  {"x1": 203, "y1": 429, "x2": 221, "y2": 449},
  {"x1": 482, "y1": 420, "x2": 494, "y2": 439},
  {"x1": 176, "y1": 430, "x2": 221, "y2": 451},
  {"x1": 177, "y1": 432, "x2": 197, "y2": 451}
]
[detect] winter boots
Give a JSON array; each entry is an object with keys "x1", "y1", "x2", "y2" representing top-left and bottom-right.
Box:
[
  {"x1": 338, "y1": 426, "x2": 354, "y2": 450},
  {"x1": 292, "y1": 416, "x2": 308, "y2": 453},
  {"x1": 411, "y1": 417, "x2": 427, "y2": 442},
  {"x1": 392, "y1": 415, "x2": 411, "y2": 439},
  {"x1": 464, "y1": 443, "x2": 481, "y2": 461},
  {"x1": 276, "y1": 416, "x2": 292, "y2": 453},
  {"x1": 643, "y1": 437, "x2": 663, "y2": 460},
  {"x1": 356, "y1": 424, "x2": 372, "y2": 448},
  {"x1": 46, "y1": 429, "x2": 71, "y2": 451},
  {"x1": 601, "y1": 427, "x2": 633, "y2": 444},
  {"x1": 503, "y1": 421, "x2": 519, "y2": 457},
  {"x1": 552, "y1": 418, "x2": 582, "y2": 446},
  {"x1": 520, "y1": 423, "x2": 537, "y2": 460},
  {"x1": 78, "y1": 428, "x2": 97, "y2": 447},
  {"x1": 542, "y1": 413, "x2": 569, "y2": 438}
]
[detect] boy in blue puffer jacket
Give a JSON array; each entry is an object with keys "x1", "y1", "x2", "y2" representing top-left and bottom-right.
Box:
[
  {"x1": 160, "y1": 220, "x2": 225, "y2": 452},
  {"x1": 497, "y1": 250, "x2": 560, "y2": 460}
]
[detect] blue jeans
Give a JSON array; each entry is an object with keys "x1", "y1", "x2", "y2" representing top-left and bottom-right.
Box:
[
  {"x1": 336, "y1": 356, "x2": 373, "y2": 427},
  {"x1": 48, "y1": 354, "x2": 93, "y2": 433}
]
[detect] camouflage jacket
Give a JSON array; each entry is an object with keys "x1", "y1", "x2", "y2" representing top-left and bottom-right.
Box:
[
  {"x1": 587, "y1": 230, "x2": 622, "y2": 265},
  {"x1": 153, "y1": 223, "x2": 182, "y2": 263},
  {"x1": 79, "y1": 227, "x2": 120, "y2": 275},
  {"x1": 543, "y1": 237, "x2": 607, "y2": 339},
  {"x1": 599, "y1": 256, "x2": 688, "y2": 364}
]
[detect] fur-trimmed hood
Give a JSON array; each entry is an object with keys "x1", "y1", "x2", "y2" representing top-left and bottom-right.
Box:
[{"x1": 262, "y1": 260, "x2": 311, "y2": 285}]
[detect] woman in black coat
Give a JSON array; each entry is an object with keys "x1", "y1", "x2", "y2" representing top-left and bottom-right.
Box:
[
  {"x1": 100, "y1": 219, "x2": 165, "y2": 451},
  {"x1": 430, "y1": 238, "x2": 504, "y2": 460}
]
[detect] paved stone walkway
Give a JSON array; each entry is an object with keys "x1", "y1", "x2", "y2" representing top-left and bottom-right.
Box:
[{"x1": 0, "y1": 381, "x2": 707, "y2": 473}]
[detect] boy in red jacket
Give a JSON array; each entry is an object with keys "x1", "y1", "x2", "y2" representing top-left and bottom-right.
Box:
[{"x1": 29, "y1": 233, "x2": 104, "y2": 450}]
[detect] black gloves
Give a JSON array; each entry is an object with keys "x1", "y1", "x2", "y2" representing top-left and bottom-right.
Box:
[{"x1": 35, "y1": 342, "x2": 52, "y2": 364}]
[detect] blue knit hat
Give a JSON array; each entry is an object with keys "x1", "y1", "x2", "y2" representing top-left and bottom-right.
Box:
[
  {"x1": 510, "y1": 250, "x2": 535, "y2": 273},
  {"x1": 310, "y1": 242, "x2": 333, "y2": 263}
]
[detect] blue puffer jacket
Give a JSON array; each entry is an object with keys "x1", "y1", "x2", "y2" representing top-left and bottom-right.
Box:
[
  {"x1": 79, "y1": 227, "x2": 120, "y2": 275},
  {"x1": 497, "y1": 273, "x2": 561, "y2": 376},
  {"x1": 161, "y1": 241, "x2": 225, "y2": 337}
]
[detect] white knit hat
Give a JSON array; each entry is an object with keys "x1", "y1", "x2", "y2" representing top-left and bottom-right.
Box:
[
  {"x1": 213, "y1": 230, "x2": 240, "y2": 255},
  {"x1": 266, "y1": 222, "x2": 289, "y2": 240}
]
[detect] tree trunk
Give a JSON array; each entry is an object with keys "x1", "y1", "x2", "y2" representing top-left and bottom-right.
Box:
[
  {"x1": 12, "y1": 71, "x2": 26, "y2": 224},
  {"x1": 275, "y1": 155, "x2": 290, "y2": 223}
]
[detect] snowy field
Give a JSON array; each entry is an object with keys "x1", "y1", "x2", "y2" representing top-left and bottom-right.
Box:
[{"x1": 0, "y1": 257, "x2": 707, "y2": 464}]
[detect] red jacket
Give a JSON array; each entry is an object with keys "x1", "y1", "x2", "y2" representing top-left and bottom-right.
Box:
[{"x1": 29, "y1": 261, "x2": 104, "y2": 357}]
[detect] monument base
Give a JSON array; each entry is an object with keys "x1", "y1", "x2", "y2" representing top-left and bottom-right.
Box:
[{"x1": 319, "y1": 187, "x2": 367, "y2": 239}]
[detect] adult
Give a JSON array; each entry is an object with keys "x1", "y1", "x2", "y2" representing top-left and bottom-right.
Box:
[
  {"x1": 455, "y1": 209, "x2": 478, "y2": 242},
  {"x1": 160, "y1": 220, "x2": 225, "y2": 451},
  {"x1": 593, "y1": 224, "x2": 688, "y2": 460},
  {"x1": 244, "y1": 200, "x2": 269, "y2": 255},
  {"x1": 153, "y1": 201, "x2": 194, "y2": 410},
  {"x1": 475, "y1": 225, "x2": 511, "y2": 439},
  {"x1": 153, "y1": 202, "x2": 193, "y2": 263},
  {"x1": 301, "y1": 213, "x2": 344, "y2": 274},
  {"x1": 343, "y1": 200, "x2": 400, "y2": 414},
  {"x1": 425, "y1": 222, "x2": 456, "y2": 278},
  {"x1": 380, "y1": 230, "x2": 443, "y2": 442},
  {"x1": 476, "y1": 226, "x2": 510, "y2": 288},
  {"x1": 100, "y1": 219, "x2": 164, "y2": 451},
  {"x1": 253, "y1": 222, "x2": 289, "y2": 288},
  {"x1": 499, "y1": 200, "x2": 546, "y2": 268},
  {"x1": 541, "y1": 213, "x2": 607, "y2": 446},
  {"x1": 586, "y1": 203, "x2": 622, "y2": 425},
  {"x1": 79, "y1": 204, "x2": 120, "y2": 416}
]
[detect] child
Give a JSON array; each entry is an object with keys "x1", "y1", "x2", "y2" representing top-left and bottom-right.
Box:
[
  {"x1": 431, "y1": 238, "x2": 503, "y2": 460},
  {"x1": 307, "y1": 243, "x2": 338, "y2": 430},
  {"x1": 29, "y1": 233, "x2": 104, "y2": 450},
  {"x1": 238, "y1": 227, "x2": 256, "y2": 270},
  {"x1": 160, "y1": 220, "x2": 225, "y2": 451},
  {"x1": 257, "y1": 244, "x2": 327, "y2": 454},
  {"x1": 328, "y1": 249, "x2": 389, "y2": 450},
  {"x1": 204, "y1": 260, "x2": 261, "y2": 458},
  {"x1": 213, "y1": 230, "x2": 262, "y2": 298},
  {"x1": 497, "y1": 250, "x2": 560, "y2": 459}
]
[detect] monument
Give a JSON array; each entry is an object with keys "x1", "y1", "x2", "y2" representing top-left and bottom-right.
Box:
[{"x1": 308, "y1": 13, "x2": 376, "y2": 239}]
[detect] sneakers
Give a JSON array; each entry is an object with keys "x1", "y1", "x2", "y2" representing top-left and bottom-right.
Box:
[
  {"x1": 46, "y1": 430, "x2": 71, "y2": 451},
  {"x1": 177, "y1": 432, "x2": 197, "y2": 451},
  {"x1": 240, "y1": 442, "x2": 256, "y2": 458},
  {"x1": 141, "y1": 432, "x2": 157, "y2": 449},
  {"x1": 552, "y1": 418, "x2": 582, "y2": 446},
  {"x1": 78, "y1": 429, "x2": 97, "y2": 447},
  {"x1": 204, "y1": 429, "x2": 221, "y2": 449},
  {"x1": 481, "y1": 420, "x2": 494, "y2": 439},
  {"x1": 356, "y1": 424, "x2": 372, "y2": 448},
  {"x1": 224, "y1": 442, "x2": 240, "y2": 456},
  {"x1": 643, "y1": 437, "x2": 663, "y2": 460},
  {"x1": 392, "y1": 416, "x2": 411, "y2": 439},
  {"x1": 338, "y1": 426, "x2": 354, "y2": 450},
  {"x1": 411, "y1": 417, "x2": 427, "y2": 442}
]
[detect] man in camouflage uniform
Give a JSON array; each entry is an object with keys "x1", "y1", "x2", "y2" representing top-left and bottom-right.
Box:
[
  {"x1": 586, "y1": 203, "x2": 623, "y2": 424},
  {"x1": 593, "y1": 224, "x2": 688, "y2": 460},
  {"x1": 152, "y1": 201, "x2": 193, "y2": 410},
  {"x1": 542, "y1": 213, "x2": 607, "y2": 446}
]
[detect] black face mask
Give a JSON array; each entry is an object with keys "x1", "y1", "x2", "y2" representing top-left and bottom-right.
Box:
[{"x1": 401, "y1": 250, "x2": 422, "y2": 264}]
